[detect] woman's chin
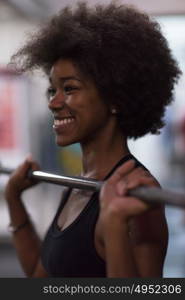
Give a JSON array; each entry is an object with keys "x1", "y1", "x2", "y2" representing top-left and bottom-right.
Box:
[{"x1": 55, "y1": 136, "x2": 76, "y2": 147}]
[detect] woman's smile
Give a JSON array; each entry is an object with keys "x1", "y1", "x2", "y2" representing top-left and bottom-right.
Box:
[{"x1": 53, "y1": 117, "x2": 76, "y2": 132}]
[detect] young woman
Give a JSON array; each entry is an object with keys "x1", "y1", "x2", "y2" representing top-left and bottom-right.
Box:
[{"x1": 5, "y1": 1, "x2": 181, "y2": 277}]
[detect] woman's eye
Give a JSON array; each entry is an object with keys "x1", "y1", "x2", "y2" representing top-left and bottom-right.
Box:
[
  {"x1": 46, "y1": 87, "x2": 56, "y2": 100},
  {"x1": 64, "y1": 86, "x2": 78, "y2": 94}
]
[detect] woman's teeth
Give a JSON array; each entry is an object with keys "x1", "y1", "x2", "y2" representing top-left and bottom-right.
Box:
[{"x1": 54, "y1": 117, "x2": 75, "y2": 126}]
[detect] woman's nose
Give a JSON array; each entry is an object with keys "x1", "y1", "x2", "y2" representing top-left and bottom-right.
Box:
[{"x1": 48, "y1": 92, "x2": 65, "y2": 110}]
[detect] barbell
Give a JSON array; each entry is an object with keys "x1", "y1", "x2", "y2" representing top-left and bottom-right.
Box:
[{"x1": 1, "y1": 165, "x2": 185, "y2": 209}]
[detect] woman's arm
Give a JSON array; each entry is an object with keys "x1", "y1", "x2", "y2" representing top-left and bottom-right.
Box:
[
  {"x1": 5, "y1": 156, "x2": 48, "y2": 277},
  {"x1": 98, "y1": 160, "x2": 168, "y2": 277},
  {"x1": 129, "y1": 207, "x2": 168, "y2": 277},
  {"x1": 102, "y1": 216, "x2": 139, "y2": 277}
]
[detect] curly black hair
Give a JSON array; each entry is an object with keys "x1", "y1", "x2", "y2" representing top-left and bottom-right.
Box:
[{"x1": 11, "y1": 1, "x2": 181, "y2": 139}]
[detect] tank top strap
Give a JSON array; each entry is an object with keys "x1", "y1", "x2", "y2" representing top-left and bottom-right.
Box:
[{"x1": 103, "y1": 153, "x2": 134, "y2": 180}]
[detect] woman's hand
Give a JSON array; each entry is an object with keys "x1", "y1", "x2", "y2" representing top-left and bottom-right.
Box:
[
  {"x1": 5, "y1": 155, "x2": 40, "y2": 200},
  {"x1": 99, "y1": 160, "x2": 160, "y2": 222}
]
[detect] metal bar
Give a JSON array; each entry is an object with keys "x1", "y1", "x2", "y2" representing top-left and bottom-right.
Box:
[
  {"x1": 129, "y1": 187, "x2": 185, "y2": 209},
  {"x1": 1, "y1": 166, "x2": 185, "y2": 208},
  {"x1": 0, "y1": 166, "x2": 102, "y2": 191},
  {"x1": 0, "y1": 167, "x2": 14, "y2": 175},
  {"x1": 30, "y1": 170, "x2": 103, "y2": 191}
]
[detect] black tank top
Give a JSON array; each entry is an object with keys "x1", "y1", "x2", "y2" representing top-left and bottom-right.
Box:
[{"x1": 41, "y1": 154, "x2": 143, "y2": 277}]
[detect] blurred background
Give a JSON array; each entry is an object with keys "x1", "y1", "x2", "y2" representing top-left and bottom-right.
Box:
[{"x1": 0, "y1": 0, "x2": 185, "y2": 277}]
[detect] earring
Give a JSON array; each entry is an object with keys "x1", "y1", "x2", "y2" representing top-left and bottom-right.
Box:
[{"x1": 111, "y1": 108, "x2": 117, "y2": 114}]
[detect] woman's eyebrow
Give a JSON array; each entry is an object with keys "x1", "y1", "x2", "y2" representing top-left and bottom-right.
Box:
[
  {"x1": 59, "y1": 76, "x2": 82, "y2": 82},
  {"x1": 49, "y1": 76, "x2": 82, "y2": 83}
]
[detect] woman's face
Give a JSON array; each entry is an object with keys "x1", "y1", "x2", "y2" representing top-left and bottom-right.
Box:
[{"x1": 48, "y1": 59, "x2": 113, "y2": 147}]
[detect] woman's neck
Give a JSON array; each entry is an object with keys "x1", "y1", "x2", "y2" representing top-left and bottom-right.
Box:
[{"x1": 80, "y1": 133, "x2": 130, "y2": 180}]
